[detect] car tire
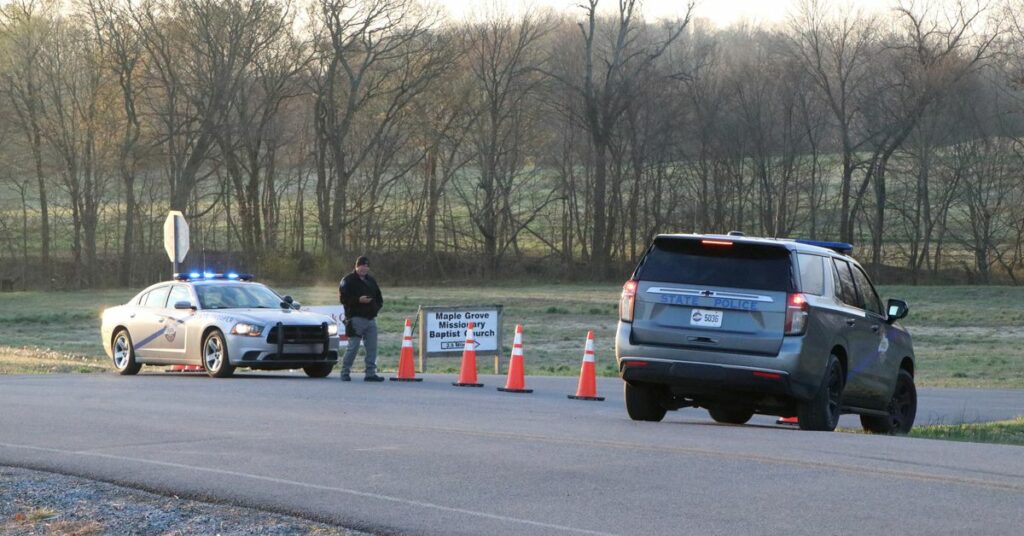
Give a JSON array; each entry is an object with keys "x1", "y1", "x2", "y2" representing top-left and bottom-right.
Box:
[
  {"x1": 708, "y1": 406, "x2": 755, "y2": 425},
  {"x1": 303, "y1": 363, "x2": 334, "y2": 378},
  {"x1": 111, "y1": 329, "x2": 142, "y2": 376},
  {"x1": 202, "y1": 330, "x2": 235, "y2": 378},
  {"x1": 624, "y1": 382, "x2": 667, "y2": 422},
  {"x1": 861, "y1": 369, "x2": 917, "y2": 435},
  {"x1": 797, "y1": 354, "x2": 844, "y2": 431}
]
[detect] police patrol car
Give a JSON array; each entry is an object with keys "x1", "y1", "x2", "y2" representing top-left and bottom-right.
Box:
[
  {"x1": 100, "y1": 273, "x2": 341, "y2": 378},
  {"x1": 617, "y1": 233, "x2": 917, "y2": 433}
]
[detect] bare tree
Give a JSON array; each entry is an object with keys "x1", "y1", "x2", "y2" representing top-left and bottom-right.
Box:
[
  {"x1": 131, "y1": 0, "x2": 286, "y2": 213},
  {"x1": 0, "y1": 0, "x2": 53, "y2": 285},
  {"x1": 309, "y1": 0, "x2": 446, "y2": 255},
  {"x1": 85, "y1": 0, "x2": 146, "y2": 286},
  {"x1": 789, "y1": 0, "x2": 881, "y2": 243},
  {"x1": 550, "y1": 0, "x2": 693, "y2": 275}
]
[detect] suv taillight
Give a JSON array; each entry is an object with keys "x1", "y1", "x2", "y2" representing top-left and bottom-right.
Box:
[
  {"x1": 784, "y1": 293, "x2": 809, "y2": 335},
  {"x1": 620, "y1": 280, "x2": 638, "y2": 322}
]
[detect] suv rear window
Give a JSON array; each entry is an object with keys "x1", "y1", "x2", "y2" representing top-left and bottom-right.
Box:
[{"x1": 636, "y1": 238, "x2": 794, "y2": 292}]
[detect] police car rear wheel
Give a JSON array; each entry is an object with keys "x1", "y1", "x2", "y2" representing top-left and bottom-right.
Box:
[
  {"x1": 797, "y1": 354, "x2": 844, "y2": 431},
  {"x1": 112, "y1": 330, "x2": 141, "y2": 376},
  {"x1": 203, "y1": 330, "x2": 235, "y2": 378},
  {"x1": 624, "y1": 382, "x2": 667, "y2": 422}
]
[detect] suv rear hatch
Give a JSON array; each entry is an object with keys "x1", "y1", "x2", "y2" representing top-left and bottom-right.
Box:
[{"x1": 630, "y1": 236, "x2": 794, "y2": 356}]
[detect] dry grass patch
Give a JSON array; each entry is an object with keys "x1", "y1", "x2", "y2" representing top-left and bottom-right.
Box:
[{"x1": 0, "y1": 346, "x2": 107, "y2": 375}]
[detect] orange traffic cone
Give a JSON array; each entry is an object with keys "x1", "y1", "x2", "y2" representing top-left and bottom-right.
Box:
[
  {"x1": 777, "y1": 416, "x2": 799, "y2": 426},
  {"x1": 391, "y1": 319, "x2": 422, "y2": 382},
  {"x1": 453, "y1": 322, "x2": 483, "y2": 387},
  {"x1": 568, "y1": 330, "x2": 604, "y2": 401},
  {"x1": 498, "y1": 324, "x2": 532, "y2": 393}
]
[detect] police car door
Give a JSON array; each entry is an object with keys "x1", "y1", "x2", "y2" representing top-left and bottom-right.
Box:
[
  {"x1": 152, "y1": 284, "x2": 193, "y2": 360},
  {"x1": 131, "y1": 285, "x2": 171, "y2": 360},
  {"x1": 831, "y1": 259, "x2": 877, "y2": 407},
  {"x1": 850, "y1": 264, "x2": 891, "y2": 404}
]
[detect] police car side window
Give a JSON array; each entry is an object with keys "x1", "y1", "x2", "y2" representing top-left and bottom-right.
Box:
[
  {"x1": 797, "y1": 254, "x2": 824, "y2": 296},
  {"x1": 167, "y1": 285, "x2": 192, "y2": 307},
  {"x1": 142, "y1": 286, "x2": 171, "y2": 308},
  {"x1": 832, "y1": 259, "x2": 860, "y2": 308},
  {"x1": 852, "y1": 265, "x2": 883, "y2": 316}
]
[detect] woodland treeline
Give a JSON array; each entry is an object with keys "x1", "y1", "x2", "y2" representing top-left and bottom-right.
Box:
[{"x1": 1, "y1": 0, "x2": 1023, "y2": 288}]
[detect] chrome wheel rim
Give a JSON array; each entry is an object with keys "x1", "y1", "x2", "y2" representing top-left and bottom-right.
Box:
[
  {"x1": 113, "y1": 335, "x2": 130, "y2": 369},
  {"x1": 205, "y1": 337, "x2": 223, "y2": 371}
]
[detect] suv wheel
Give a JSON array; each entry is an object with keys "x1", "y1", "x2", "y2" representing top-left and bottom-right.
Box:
[
  {"x1": 708, "y1": 406, "x2": 755, "y2": 425},
  {"x1": 861, "y1": 369, "x2": 917, "y2": 435},
  {"x1": 798, "y1": 354, "x2": 844, "y2": 431},
  {"x1": 624, "y1": 382, "x2": 667, "y2": 422},
  {"x1": 203, "y1": 330, "x2": 235, "y2": 378}
]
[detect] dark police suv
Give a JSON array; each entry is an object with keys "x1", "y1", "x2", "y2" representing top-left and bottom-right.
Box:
[{"x1": 616, "y1": 233, "x2": 917, "y2": 433}]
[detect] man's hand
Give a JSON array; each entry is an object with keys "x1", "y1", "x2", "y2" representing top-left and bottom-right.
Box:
[{"x1": 359, "y1": 295, "x2": 372, "y2": 304}]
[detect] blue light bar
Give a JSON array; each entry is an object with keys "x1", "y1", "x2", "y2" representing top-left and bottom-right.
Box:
[
  {"x1": 175, "y1": 270, "x2": 253, "y2": 282},
  {"x1": 795, "y1": 240, "x2": 854, "y2": 255}
]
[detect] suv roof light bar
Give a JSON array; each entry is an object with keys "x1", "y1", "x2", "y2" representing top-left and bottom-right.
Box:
[{"x1": 794, "y1": 240, "x2": 854, "y2": 255}]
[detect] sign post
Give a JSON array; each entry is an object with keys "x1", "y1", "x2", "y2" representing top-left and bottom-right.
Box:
[
  {"x1": 417, "y1": 305, "x2": 503, "y2": 373},
  {"x1": 163, "y1": 211, "x2": 189, "y2": 275}
]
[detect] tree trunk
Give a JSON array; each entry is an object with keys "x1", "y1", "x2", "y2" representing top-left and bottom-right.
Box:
[{"x1": 591, "y1": 140, "x2": 608, "y2": 276}]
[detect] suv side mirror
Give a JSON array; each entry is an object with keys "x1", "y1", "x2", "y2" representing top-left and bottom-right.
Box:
[
  {"x1": 886, "y1": 299, "x2": 909, "y2": 323},
  {"x1": 174, "y1": 300, "x2": 196, "y2": 311}
]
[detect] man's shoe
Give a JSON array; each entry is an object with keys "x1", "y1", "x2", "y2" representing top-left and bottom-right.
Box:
[
  {"x1": 364, "y1": 374, "x2": 385, "y2": 382},
  {"x1": 340, "y1": 373, "x2": 351, "y2": 381}
]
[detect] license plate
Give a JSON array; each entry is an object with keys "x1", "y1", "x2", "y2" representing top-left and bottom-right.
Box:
[{"x1": 690, "y1": 309, "x2": 723, "y2": 328}]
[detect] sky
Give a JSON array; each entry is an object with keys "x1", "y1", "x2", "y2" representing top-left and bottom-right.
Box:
[{"x1": 436, "y1": 0, "x2": 896, "y2": 28}]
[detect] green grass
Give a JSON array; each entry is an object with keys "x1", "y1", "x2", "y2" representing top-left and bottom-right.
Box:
[
  {"x1": 909, "y1": 417, "x2": 1024, "y2": 446},
  {"x1": 0, "y1": 284, "x2": 1022, "y2": 387}
]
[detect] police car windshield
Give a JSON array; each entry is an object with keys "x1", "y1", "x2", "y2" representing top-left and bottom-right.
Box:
[{"x1": 195, "y1": 284, "x2": 281, "y2": 309}]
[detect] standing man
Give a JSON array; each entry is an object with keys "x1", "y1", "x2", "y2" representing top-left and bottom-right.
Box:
[{"x1": 339, "y1": 256, "x2": 385, "y2": 382}]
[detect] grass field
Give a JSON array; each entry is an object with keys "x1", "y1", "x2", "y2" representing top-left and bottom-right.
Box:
[
  {"x1": 0, "y1": 284, "x2": 1022, "y2": 388},
  {"x1": 908, "y1": 417, "x2": 1024, "y2": 446}
]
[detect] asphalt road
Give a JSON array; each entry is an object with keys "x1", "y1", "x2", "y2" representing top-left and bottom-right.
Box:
[{"x1": 1, "y1": 372, "x2": 1022, "y2": 536}]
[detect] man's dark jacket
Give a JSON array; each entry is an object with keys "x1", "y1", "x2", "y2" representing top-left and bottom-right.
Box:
[{"x1": 339, "y1": 272, "x2": 383, "y2": 320}]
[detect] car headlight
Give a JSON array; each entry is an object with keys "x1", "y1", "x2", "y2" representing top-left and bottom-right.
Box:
[
  {"x1": 231, "y1": 322, "x2": 264, "y2": 337},
  {"x1": 328, "y1": 323, "x2": 338, "y2": 336}
]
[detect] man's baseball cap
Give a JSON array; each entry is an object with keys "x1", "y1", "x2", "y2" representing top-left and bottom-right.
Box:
[{"x1": 355, "y1": 256, "x2": 370, "y2": 266}]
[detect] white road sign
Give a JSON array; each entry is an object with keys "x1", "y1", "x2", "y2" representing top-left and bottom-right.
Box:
[
  {"x1": 423, "y1": 308, "x2": 500, "y2": 353},
  {"x1": 163, "y1": 211, "x2": 189, "y2": 263}
]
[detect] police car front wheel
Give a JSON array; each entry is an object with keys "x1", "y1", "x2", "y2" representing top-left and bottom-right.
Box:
[
  {"x1": 112, "y1": 329, "x2": 141, "y2": 376},
  {"x1": 203, "y1": 330, "x2": 235, "y2": 378}
]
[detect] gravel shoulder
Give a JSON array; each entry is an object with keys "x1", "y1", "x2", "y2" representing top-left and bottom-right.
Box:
[{"x1": 0, "y1": 466, "x2": 371, "y2": 536}]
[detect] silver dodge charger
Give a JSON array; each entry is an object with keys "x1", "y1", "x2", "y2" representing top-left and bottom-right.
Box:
[{"x1": 100, "y1": 274, "x2": 340, "y2": 378}]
